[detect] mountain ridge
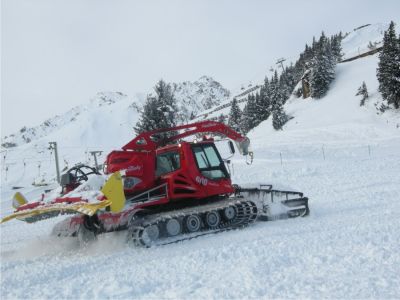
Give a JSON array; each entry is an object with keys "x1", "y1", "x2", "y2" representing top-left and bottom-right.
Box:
[{"x1": 1, "y1": 76, "x2": 229, "y2": 148}]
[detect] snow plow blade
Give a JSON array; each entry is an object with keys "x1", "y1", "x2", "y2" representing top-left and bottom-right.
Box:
[
  {"x1": 0, "y1": 172, "x2": 125, "y2": 224},
  {"x1": 0, "y1": 201, "x2": 112, "y2": 224},
  {"x1": 234, "y1": 185, "x2": 310, "y2": 221}
]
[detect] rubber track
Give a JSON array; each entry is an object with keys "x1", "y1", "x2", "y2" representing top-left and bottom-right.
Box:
[{"x1": 128, "y1": 199, "x2": 258, "y2": 247}]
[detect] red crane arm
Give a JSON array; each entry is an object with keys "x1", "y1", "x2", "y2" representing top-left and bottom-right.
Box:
[{"x1": 122, "y1": 121, "x2": 251, "y2": 155}]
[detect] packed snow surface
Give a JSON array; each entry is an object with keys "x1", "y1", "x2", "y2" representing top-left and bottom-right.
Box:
[
  {"x1": 1, "y1": 134, "x2": 400, "y2": 299},
  {"x1": 1, "y1": 24, "x2": 400, "y2": 299}
]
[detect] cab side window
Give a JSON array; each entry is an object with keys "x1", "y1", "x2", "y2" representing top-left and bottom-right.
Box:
[
  {"x1": 156, "y1": 152, "x2": 180, "y2": 176},
  {"x1": 192, "y1": 144, "x2": 228, "y2": 180}
]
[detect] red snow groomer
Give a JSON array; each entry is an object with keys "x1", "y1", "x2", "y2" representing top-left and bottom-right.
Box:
[{"x1": 1, "y1": 121, "x2": 309, "y2": 247}]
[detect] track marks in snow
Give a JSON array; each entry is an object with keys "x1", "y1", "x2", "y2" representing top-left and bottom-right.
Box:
[{"x1": 1, "y1": 141, "x2": 400, "y2": 299}]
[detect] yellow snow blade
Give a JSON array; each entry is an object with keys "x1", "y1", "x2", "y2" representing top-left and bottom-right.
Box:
[
  {"x1": 101, "y1": 171, "x2": 126, "y2": 213},
  {"x1": 0, "y1": 200, "x2": 112, "y2": 224},
  {"x1": 12, "y1": 192, "x2": 28, "y2": 209},
  {"x1": 0, "y1": 171, "x2": 125, "y2": 224}
]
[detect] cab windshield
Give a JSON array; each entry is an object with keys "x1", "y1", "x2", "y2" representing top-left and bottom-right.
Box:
[
  {"x1": 156, "y1": 151, "x2": 180, "y2": 177},
  {"x1": 192, "y1": 144, "x2": 229, "y2": 180}
]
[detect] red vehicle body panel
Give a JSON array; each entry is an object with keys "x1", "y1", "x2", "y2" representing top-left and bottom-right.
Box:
[{"x1": 74, "y1": 121, "x2": 247, "y2": 231}]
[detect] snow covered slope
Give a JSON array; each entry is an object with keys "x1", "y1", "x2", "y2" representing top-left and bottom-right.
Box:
[
  {"x1": 193, "y1": 22, "x2": 392, "y2": 122},
  {"x1": 1, "y1": 23, "x2": 400, "y2": 299},
  {"x1": 341, "y1": 23, "x2": 386, "y2": 60},
  {"x1": 1, "y1": 102, "x2": 399, "y2": 299},
  {"x1": 249, "y1": 54, "x2": 400, "y2": 147}
]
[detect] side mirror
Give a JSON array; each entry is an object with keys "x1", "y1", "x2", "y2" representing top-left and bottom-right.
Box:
[{"x1": 228, "y1": 141, "x2": 235, "y2": 154}]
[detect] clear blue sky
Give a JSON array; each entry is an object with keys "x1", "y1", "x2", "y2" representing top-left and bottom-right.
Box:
[{"x1": 2, "y1": 0, "x2": 399, "y2": 136}]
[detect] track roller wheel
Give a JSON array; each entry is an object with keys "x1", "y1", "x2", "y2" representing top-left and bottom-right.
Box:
[
  {"x1": 185, "y1": 214, "x2": 202, "y2": 233},
  {"x1": 166, "y1": 218, "x2": 182, "y2": 236},
  {"x1": 205, "y1": 211, "x2": 221, "y2": 228},
  {"x1": 223, "y1": 206, "x2": 236, "y2": 221},
  {"x1": 141, "y1": 224, "x2": 160, "y2": 245}
]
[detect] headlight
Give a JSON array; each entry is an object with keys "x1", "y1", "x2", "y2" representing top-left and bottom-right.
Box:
[{"x1": 123, "y1": 177, "x2": 142, "y2": 189}]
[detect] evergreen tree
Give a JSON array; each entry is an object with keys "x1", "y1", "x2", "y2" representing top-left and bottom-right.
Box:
[
  {"x1": 278, "y1": 65, "x2": 297, "y2": 102},
  {"x1": 217, "y1": 113, "x2": 226, "y2": 124},
  {"x1": 356, "y1": 81, "x2": 369, "y2": 106},
  {"x1": 267, "y1": 70, "x2": 289, "y2": 130},
  {"x1": 272, "y1": 106, "x2": 289, "y2": 130},
  {"x1": 134, "y1": 95, "x2": 159, "y2": 134},
  {"x1": 310, "y1": 32, "x2": 336, "y2": 99},
  {"x1": 254, "y1": 92, "x2": 262, "y2": 125},
  {"x1": 240, "y1": 93, "x2": 257, "y2": 134},
  {"x1": 240, "y1": 102, "x2": 251, "y2": 134},
  {"x1": 278, "y1": 69, "x2": 290, "y2": 100},
  {"x1": 312, "y1": 36, "x2": 318, "y2": 53},
  {"x1": 270, "y1": 70, "x2": 284, "y2": 111},
  {"x1": 284, "y1": 64, "x2": 297, "y2": 97},
  {"x1": 331, "y1": 34, "x2": 343, "y2": 62},
  {"x1": 135, "y1": 79, "x2": 177, "y2": 136},
  {"x1": 291, "y1": 31, "x2": 343, "y2": 93},
  {"x1": 228, "y1": 98, "x2": 242, "y2": 132},
  {"x1": 257, "y1": 77, "x2": 272, "y2": 122},
  {"x1": 377, "y1": 21, "x2": 400, "y2": 109},
  {"x1": 304, "y1": 43, "x2": 315, "y2": 62}
]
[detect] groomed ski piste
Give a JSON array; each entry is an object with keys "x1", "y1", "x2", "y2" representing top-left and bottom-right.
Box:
[{"x1": 1, "y1": 23, "x2": 400, "y2": 299}]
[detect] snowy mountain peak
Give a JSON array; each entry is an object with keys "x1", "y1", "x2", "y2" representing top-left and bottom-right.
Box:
[
  {"x1": 1, "y1": 91, "x2": 131, "y2": 148},
  {"x1": 197, "y1": 75, "x2": 213, "y2": 82},
  {"x1": 90, "y1": 91, "x2": 128, "y2": 107},
  {"x1": 1, "y1": 78, "x2": 230, "y2": 148},
  {"x1": 173, "y1": 76, "x2": 230, "y2": 122}
]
